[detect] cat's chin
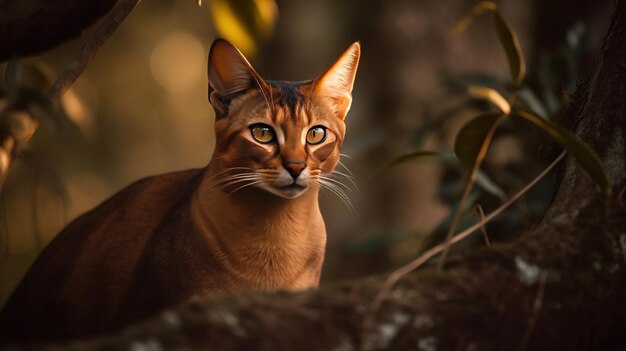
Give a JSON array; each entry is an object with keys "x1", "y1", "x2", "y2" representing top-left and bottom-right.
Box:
[{"x1": 258, "y1": 183, "x2": 309, "y2": 199}]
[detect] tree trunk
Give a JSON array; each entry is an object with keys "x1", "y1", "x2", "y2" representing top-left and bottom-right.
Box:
[{"x1": 10, "y1": 1, "x2": 626, "y2": 350}]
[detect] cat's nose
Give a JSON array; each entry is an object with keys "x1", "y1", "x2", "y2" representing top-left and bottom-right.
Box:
[{"x1": 284, "y1": 161, "x2": 305, "y2": 179}]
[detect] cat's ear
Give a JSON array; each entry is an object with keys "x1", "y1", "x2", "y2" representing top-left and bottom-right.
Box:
[
  {"x1": 207, "y1": 39, "x2": 268, "y2": 119},
  {"x1": 313, "y1": 42, "x2": 361, "y2": 120}
]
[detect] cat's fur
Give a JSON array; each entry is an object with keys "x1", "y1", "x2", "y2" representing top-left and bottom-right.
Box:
[{"x1": 0, "y1": 39, "x2": 360, "y2": 342}]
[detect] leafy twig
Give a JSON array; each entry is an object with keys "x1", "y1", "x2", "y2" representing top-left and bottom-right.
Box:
[
  {"x1": 437, "y1": 115, "x2": 502, "y2": 269},
  {"x1": 365, "y1": 150, "x2": 566, "y2": 325}
]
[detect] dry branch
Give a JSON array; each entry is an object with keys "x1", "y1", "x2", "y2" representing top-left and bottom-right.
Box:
[{"x1": 48, "y1": 0, "x2": 142, "y2": 101}]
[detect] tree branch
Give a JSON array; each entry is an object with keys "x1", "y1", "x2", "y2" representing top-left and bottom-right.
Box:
[
  {"x1": 48, "y1": 0, "x2": 142, "y2": 101},
  {"x1": 0, "y1": 0, "x2": 141, "y2": 187}
]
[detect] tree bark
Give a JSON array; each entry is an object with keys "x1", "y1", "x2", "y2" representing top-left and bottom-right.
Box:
[{"x1": 9, "y1": 1, "x2": 626, "y2": 350}]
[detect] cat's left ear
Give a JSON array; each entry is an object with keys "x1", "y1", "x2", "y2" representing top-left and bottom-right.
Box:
[
  {"x1": 208, "y1": 39, "x2": 269, "y2": 119},
  {"x1": 313, "y1": 42, "x2": 361, "y2": 120}
]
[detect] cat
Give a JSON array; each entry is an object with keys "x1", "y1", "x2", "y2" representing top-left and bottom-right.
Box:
[{"x1": 0, "y1": 39, "x2": 360, "y2": 342}]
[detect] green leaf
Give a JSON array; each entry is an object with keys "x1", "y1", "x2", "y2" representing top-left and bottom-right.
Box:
[
  {"x1": 475, "y1": 170, "x2": 506, "y2": 200},
  {"x1": 491, "y1": 10, "x2": 526, "y2": 86},
  {"x1": 453, "y1": 1, "x2": 497, "y2": 34},
  {"x1": 453, "y1": 1, "x2": 526, "y2": 86},
  {"x1": 454, "y1": 112, "x2": 503, "y2": 173},
  {"x1": 367, "y1": 150, "x2": 440, "y2": 186},
  {"x1": 515, "y1": 110, "x2": 612, "y2": 198},
  {"x1": 517, "y1": 87, "x2": 549, "y2": 119},
  {"x1": 209, "y1": 0, "x2": 278, "y2": 56}
]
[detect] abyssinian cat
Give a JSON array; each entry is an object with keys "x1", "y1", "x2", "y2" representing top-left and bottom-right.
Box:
[{"x1": 0, "y1": 39, "x2": 360, "y2": 342}]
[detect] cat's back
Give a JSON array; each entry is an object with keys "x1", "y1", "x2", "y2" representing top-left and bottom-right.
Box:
[{"x1": 0, "y1": 168, "x2": 204, "y2": 341}]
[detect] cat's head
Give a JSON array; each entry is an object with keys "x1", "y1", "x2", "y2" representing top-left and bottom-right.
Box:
[{"x1": 207, "y1": 39, "x2": 360, "y2": 199}]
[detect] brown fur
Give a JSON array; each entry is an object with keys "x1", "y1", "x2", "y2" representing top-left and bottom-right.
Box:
[{"x1": 0, "y1": 39, "x2": 360, "y2": 342}]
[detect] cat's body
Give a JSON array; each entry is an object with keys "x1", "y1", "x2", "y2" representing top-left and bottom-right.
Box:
[
  {"x1": 0, "y1": 39, "x2": 360, "y2": 342},
  {"x1": 0, "y1": 168, "x2": 324, "y2": 340}
]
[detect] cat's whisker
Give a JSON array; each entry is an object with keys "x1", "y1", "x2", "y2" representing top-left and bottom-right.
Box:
[
  {"x1": 209, "y1": 172, "x2": 258, "y2": 184},
  {"x1": 340, "y1": 153, "x2": 353, "y2": 159},
  {"x1": 319, "y1": 183, "x2": 356, "y2": 216},
  {"x1": 325, "y1": 170, "x2": 359, "y2": 191},
  {"x1": 230, "y1": 180, "x2": 266, "y2": 194},
  {"x1": 317, "y1": 179, "x2": 356, "y2": 215},
  {"x1": 319, "y1": 175, "x2": 354, "y2": 193},
  {"x1": 207, "y1": 168, "x2": 278, "y2": 188},
  {"x1": 222, "y1": 180, "x2": 264, "y2": 194},
  {"x1": 320, "y1": 180, "x2": 352, "y2": 207},
  {"x1": 331, "y1": 170, "x2": 356, "y2": 181},
  {"x1": 337, "y1": 160, "x2": 356, "y2": 179},
  {"x1": 217, "y1": 172, "x2": 280, "y2": 188},
  {"x1": 217, "y1": 175, "x2": 259, "y2": 185},
  {"x1": 205, "y1": 167, "x2": 256, "y2": 185},
  {"x1": 208, "y1": 174, "x2": 260, "y2": 189}
]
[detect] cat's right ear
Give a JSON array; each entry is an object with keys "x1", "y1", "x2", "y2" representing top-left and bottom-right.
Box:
[{"x1": 207, "y1": 39, "x2": 268, "y2": 119}]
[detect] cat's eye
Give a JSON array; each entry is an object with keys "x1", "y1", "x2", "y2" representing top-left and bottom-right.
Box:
[
  {"x1": 306, "y1": 126, "x2": 327, "y2": 145},
  {"x1": 250, "y1": 124, "x2": 275, "y2": 144}
]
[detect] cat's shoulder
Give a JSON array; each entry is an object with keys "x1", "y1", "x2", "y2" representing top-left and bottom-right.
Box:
[
  {"x1": 99, "y1": 168, "x2": 203, "y2": 209},
  {"x1": 58, "y1": 168, "x2": 204, "y2": 237},
  {"x1": 120, "y1": 168, "x2": 204, "y2": 200}
]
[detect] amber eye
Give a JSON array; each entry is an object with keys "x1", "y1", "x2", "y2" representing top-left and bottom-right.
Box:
[
  {"x1": 306, "y1": 126, "x2": 327, "y2": 145},
  {"x1": 250, "y1": 124, "x2": 275, "y2": 144}
]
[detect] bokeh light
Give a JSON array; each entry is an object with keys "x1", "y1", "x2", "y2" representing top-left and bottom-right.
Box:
[{"x1": 150, "y1": 31, "x2": 206, "y2": 93}]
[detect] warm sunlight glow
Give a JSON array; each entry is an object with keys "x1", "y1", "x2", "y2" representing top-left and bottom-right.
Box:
[{"x1": 150, "y1": 32, "x2": 205, "y2": 93}]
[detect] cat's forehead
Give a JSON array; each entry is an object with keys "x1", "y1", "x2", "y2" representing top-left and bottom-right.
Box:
[{"x1": 228, "y1": 81, "x2": 344, "y2": 132}]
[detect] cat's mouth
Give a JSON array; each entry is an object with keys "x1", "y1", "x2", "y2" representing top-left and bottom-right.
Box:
[
  {"x1": 273, "y1": 182, "x2": 308, "y2": 199},
  {"x1": 254, "y1": 168, "x2": 311, "y2": 199},
  {"x1": 278, "y1": 183, "x2": 307, "y2": 190}
]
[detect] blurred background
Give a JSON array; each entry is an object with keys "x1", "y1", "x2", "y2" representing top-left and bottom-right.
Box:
[{"x1": 0, "y1": 0, "x2": 614, "y2": 306}]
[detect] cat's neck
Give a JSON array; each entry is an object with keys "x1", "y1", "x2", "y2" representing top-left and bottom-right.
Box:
[{"x1": 190, "y1": 163, "x2": 325, "y2": 289}]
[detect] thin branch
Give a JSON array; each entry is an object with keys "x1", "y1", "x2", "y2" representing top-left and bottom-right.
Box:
[
  {"x1": 475, "y1": 204, "x2": 490, "y2": 247},
  {"x1": 437, "y1": 116, "x2": 502, "y2": 269},
  {"x1": 366, "y1": 150, "x2": 566, "y2": 324},
  {"x1": 48, "y1": 0, "x2": 142, "y2": 101}
]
